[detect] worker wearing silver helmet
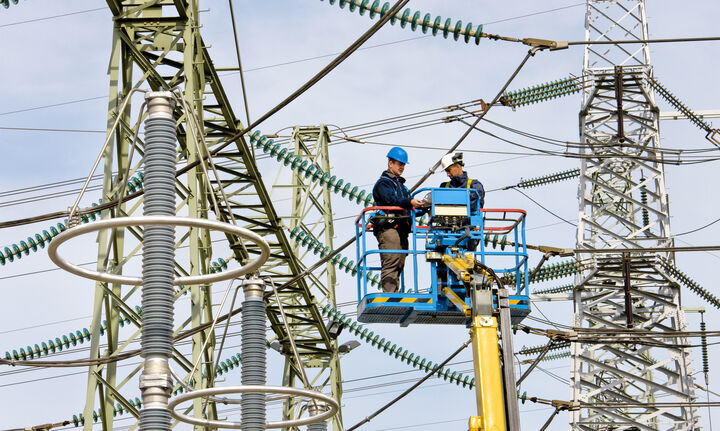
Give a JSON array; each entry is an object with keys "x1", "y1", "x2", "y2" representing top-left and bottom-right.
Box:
[
  {"x1": 440, "y1": 152, "x2": 485, "y2": 212},
  {"x1": 372, "y1": 146, "x2": 426, "y2": 293}
]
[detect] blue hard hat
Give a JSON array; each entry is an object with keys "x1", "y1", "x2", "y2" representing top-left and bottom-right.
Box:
[{"x1": 386, "y1": 146, "x2": 409, "y2": 164}]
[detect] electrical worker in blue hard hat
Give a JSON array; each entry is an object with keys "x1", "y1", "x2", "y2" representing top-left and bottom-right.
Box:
[
  {"x1": 372, "y1": 146, "x2": 427, "y2": 293},
  {"x1": 440, "y1": 152, "x2": 485, "y2": 212}
]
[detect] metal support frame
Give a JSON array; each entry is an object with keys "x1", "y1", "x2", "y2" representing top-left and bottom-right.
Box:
[
  {"x1": 571, "y1": 1, "x2": 698, "y2": 429},
  {"x1": 271, "y1": 126, "x2": 343, "y2": 430},
  {"x1": 82, "y1": 3, "x2": 334, "y2": 429}
]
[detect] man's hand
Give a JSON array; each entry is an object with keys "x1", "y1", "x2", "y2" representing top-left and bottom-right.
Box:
[{"x1": 411, "y1": 198, "x2": 428, "y2": 208}]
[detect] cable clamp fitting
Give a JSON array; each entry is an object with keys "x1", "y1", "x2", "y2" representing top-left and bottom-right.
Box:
[
  {"x1": 547, "y1": 329, "x2": 575, "y2": 341},
  {"x1": 67, "y1": 207, "x2": 81, "y2": 228},
  {"x1": 536, "y1": 245, "x2": 575, "y2": 257},
  {"x1": 551, "y1": 400, "x2": 580, "y2": 411},
  {"x1": 522, "y1": 38, "x2": 569, "y2": 51}
]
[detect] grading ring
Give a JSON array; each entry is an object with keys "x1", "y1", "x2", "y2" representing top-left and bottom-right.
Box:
[
  {"x1": 48, "y1": 216, "x2": 270, "y2": 286},
  {"x1": 168, "y1": 385, "x2": 338, "y2": 428}
]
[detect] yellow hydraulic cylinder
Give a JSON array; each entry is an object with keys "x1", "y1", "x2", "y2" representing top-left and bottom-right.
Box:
[{"x1": 469, "y1": 315, "x2": 506, "y2": 431}]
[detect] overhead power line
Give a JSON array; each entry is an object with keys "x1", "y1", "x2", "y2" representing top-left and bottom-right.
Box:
[
  {"x1": 567, "y1": 36, "x2": 720, "y2": 46},
  {"x1": 0, "y1": 126, "x2": 104, "y2": 133},
  {"x1": 0, "y1": 7, "x2": 105, "y2": 27},
  {"x1": 0, "y1": 96, "x2": 106, "y2": 117},
  {"x1": 0, "y1": 5, "x2": 586, "y2": 120}
]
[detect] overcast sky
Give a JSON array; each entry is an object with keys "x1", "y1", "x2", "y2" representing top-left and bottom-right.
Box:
[{"x1": 1, "y1": 1, "x2": 719, "y2": 430}]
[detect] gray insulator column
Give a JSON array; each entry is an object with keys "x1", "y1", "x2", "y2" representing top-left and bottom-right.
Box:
[
  {"x1": 308, "y1": 421, "x2": 328, "y2": 431},
  {"x1": 139, "y1": 92, "x2": 177, "y2": 431},
  {"x1": 241, "y1": 278, "x2": 267, "y2": 431},
  {"x1": 307, "y1": 401, "x2": 328, "y2": 431}
]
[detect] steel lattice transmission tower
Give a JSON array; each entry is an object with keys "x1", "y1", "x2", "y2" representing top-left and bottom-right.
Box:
[
  {"x1": 82, "y1": 2, "x2": 338, "y2": 429},
  {"x1": 571, "y1": 1, "x2": 698, "y2": 429},
  {"x1": 271, "y1": 125, "x2": 344, "y2": 430}
]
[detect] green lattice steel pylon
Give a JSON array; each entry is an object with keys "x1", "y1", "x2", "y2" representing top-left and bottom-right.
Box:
[
  {"x1": 81, "y1": 3, "x2": 335, "y2": 430},
  {"x1": 571, "y1": 1, "x2": 698, "y2": 429},
  {"x1": 270, "y1": 125, "x2": 344, "y2": 430}
]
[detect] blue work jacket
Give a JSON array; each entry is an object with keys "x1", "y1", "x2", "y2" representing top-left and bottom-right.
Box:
[
  {"x1": 440, "y1": 171, "x2": 485, "y2": 212},
  {"x1": 373, "y1": 170, "x2": 413, "y2": 209},
  {"x1": 372, "y1": 170, "x2": 413, "y2": 233}
]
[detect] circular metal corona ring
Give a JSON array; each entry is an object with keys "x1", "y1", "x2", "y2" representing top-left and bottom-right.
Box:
[
  {"x1": 167, "y1": 385, "x2": 338, "y2": 429},
  {"x1": 48, "y1": 216, "x2": 270, "y2": 285}
]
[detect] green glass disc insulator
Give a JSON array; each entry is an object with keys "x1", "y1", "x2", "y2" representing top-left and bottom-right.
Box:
[
  {"x1": 290, "y1": 228, "x2": 301, "y2": 240},
  {"x1": 474, "y1": 24, "x2": 483, "y2": 44},
  {"x1": 28, "y1": 236, "x2": 38, "y2": 251},
  {"x1": 263, "y1": 139, "x2": 276, "y2": 154},
  {"x1": 312, "y1": 242, "x2": 323, "y2": 255},
  {"x1": 355, "y1": 189, "x2": 366, "y2": 204},
  {"x1": 256, "y1": 135, "x2": 267, "y2": 150},
  {"x1": 410, "y1": 11, "x2": 421, "y2": 31},
  {"x1": 319, "y1": 172, "x2": 330, "y2": 186},
  {"x1": 442, "y1": 18, "x2": 452, "y2": 38},
  {"x1": 431, "y1": 15, "x2": 442, "y2": 36},
  {"x1": 419, "y1": 13, "x2": 431, "y2": 33},
  {"x1": 304, "y1": 163, "x2": 316, "y2": 179},
  {"x1": 369, "y1": 0, "x2": 380, "y2": 18},
  {"x1": 348, "y1": 185, "x2": 359, "y2": 200},
  {"x1": 453, "y1": 20, "x2": 462, "y2": 40},
  {"x1": 463, "y1": 22, "x2": 473, "y2": 43},
  {"x1": 399, "y1": 8, "x2": 411, "y2": 28}
]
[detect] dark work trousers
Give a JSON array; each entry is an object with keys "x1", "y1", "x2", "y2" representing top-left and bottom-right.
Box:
[{"x1": 376, "y1": 228, "x2": 409, "y2": 293}]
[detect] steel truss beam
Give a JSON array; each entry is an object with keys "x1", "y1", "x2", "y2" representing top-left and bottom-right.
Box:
[
  {"x1": 83, "y1": 2, "x2": 334, "y2": 429},
  {"x1": 571, "y1": 1, "x2": 698, "y2": 430}
]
